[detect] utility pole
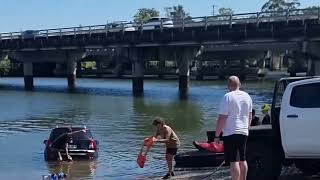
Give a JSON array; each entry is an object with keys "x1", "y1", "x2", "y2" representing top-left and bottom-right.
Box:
[{"x1": 212, "y1": 5, "x2": 215, "y2": 15}]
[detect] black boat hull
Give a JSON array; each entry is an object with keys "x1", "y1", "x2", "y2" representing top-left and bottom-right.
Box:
[{"x1": 174, "y1": 150, "x2": 226, "y2": 167}]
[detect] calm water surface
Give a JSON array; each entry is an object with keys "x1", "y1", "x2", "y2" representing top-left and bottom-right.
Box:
[{"x1": 0, "y1": 77, "x2": 274, "y2": 180}]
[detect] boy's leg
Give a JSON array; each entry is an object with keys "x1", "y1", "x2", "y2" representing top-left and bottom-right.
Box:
[{"x1": 165, "y1": 153, "x2": 173, "y2": 173}]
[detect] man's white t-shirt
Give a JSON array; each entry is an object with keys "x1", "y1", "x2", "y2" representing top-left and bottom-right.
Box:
[{"x1": 218, "y1": 90, "x2": 253, "y2": 136}]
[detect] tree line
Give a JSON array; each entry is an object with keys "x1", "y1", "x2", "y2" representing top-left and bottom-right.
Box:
[{"x1": 133, "y1": 0, "x2": 319, "y2": 24}]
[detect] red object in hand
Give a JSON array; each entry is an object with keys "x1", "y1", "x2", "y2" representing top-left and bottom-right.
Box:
[
  {"x1": 137, "y1": 137, "x2": 155, "y2": 168},
  {"x1": 137, "y1": 153, "x2": 146, "y2": 168},
  {"x1": 143, "y1": 137, "x2": 155, "y2": 147}
]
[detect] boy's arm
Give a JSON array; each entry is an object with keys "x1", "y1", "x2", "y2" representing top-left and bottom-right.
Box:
[{"x1": 155, "y1": 129, "x2": 170, "y2": 143}]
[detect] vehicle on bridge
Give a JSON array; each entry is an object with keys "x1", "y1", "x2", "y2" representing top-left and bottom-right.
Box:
[
  {"x1": 20, "y1": 30, "x2": 42, "y2": 39},
  {"x1": 142, "y1": 17, "x2": 174, "y2": 30},
  {"x1": 43, "y1": 126, "x2": 99, "y2": 161},
  {"x1": 244, "y1": 77, "x2": 320, "y2": 180},
  {"x1": 107, "y1": 21, "x2": 137, "y2": 32}
]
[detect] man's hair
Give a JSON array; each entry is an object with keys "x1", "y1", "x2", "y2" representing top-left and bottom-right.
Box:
[
  {"x1": 152, "y1": 117, "x2": 165, "y2": 126},
  {"x1": 228, "y1": 76, "x2": 241, "y2": 90}
]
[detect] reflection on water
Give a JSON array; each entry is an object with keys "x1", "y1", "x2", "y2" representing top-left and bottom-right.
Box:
[
  {"x1": 46, "y1": 160, "x2": 97, "y2": 180},
  {"x1": 0, "y1": 77, "x2": 274, "y2": 179}
]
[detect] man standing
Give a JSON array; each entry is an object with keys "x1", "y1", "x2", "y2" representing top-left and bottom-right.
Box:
[
  {"x1": 50, "y1": 127, "x2": 86, "y2": 161},
  {"x1": 214, "y1": 76, "x2": 253, "y2": 180},
  {"x1": 153, "y1": 117, "x2": 180, "y2": 179}
]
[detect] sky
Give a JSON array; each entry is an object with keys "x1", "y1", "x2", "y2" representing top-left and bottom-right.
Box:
[{"x1": 1, "y1": 0, "x2": 319, "y2": 32}]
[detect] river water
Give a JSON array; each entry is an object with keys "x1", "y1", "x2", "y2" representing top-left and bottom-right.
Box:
[{"x1": 0, "y1": 77, "x2": 274, "y2": 180}]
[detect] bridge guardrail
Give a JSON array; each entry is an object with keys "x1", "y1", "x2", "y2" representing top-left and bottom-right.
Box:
[{"x1": 0, "y1": 8, "x2": 319, "y2": 41}]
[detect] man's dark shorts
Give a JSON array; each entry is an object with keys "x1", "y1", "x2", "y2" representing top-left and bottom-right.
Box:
[
  {"x1": 166, "y1": 148, "x2": 178, "y2": 155},
  {"x1": 223, "y1": 134, "x2": 248, "y2": 163}
]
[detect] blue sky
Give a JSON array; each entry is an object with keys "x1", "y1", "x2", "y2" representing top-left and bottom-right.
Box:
[{"x1": 1, "y1": 0, "x2": 319, "y2": 32}]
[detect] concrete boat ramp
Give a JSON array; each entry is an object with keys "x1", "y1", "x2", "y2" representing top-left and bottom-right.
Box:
[{"x1": 145, "y1": 166, "x2": 320, "y2": 180}]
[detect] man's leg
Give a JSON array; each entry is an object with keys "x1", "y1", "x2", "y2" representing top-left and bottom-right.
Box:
[
  {"x1": 239, "y1": 161, "x2": 248, "y2": 180},
  {"x1": 57, "y1": 151, "x2": 63, "y2": 161},
  {"x1": 238, "y1": 135, "x2": 248, "y2": 180},
  {"x1": 65, "y1": 144, "x2": 72, "y2": 161},
  {"x1": 230, "y1": 162, "x2": 241, "y2": 180}
]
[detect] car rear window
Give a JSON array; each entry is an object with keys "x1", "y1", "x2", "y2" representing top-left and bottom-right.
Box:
[
  {"x1": 49, "y1": 128, "x2": 93, "y2": 140},
  {"x1": 290, "y1": 82, "x2": 320, "y2": 108}
]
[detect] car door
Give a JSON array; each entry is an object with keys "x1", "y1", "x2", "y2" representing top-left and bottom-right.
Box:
[{"x1": 280, "y1": 80, "x2": 320, "y2": 158}]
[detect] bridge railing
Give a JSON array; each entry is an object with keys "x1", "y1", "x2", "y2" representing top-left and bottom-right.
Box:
[{"x1": 0, "y1": 7, "x2": 319, "y2": 41}]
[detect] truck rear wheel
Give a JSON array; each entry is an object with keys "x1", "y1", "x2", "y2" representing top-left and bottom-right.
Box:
[
  {"x1": 246, "y1": 142, "x2": 282, "y2": 180},
  {"x1": 295, "y1": 160, "x2": 320, "y2": 175}
]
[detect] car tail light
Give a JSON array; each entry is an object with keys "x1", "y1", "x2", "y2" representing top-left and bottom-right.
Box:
[{"x1": 89, "y1": 139, "x2": 97, "y2": 150}]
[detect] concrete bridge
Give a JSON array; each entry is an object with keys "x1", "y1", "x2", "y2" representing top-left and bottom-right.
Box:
[{"x1": 0, "y1": 8, "x2": 320, "y2": 98}]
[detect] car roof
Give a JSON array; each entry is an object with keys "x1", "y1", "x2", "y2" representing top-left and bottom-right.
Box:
[
  {"x1": 287, "y1": 77, "x2": 320, "y2": 87},
  {"x1": 279, "y1": 76, "x2": 320, "y2": 81},
  {"x1": 52, "y1": 126, "x2": 88, "y2": 130}
]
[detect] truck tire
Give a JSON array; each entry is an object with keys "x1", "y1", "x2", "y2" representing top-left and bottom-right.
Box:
[
  {"x1": 247, "y1": 142, "x2": 282, "y2": 180},
  {"x1": 295, "y1": 160, "x2": 320, "y2": 175}
]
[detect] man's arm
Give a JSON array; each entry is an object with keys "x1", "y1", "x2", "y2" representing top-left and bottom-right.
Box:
[
  {"x1": 215, "y1": 94, "x2": 229, "y2": 138},
  {"x1": 215, "y1": 114, "x2": 228, "y2": 138},
  {"x1": 67, "y1": 129, "x2": 86, "y2": 136},
  {"x1": 249, "y1": 112, "x2": 252, "y2": 127}
]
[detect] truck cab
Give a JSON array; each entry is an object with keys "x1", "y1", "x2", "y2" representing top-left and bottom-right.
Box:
[{"x1": 247, "y1": 77, "x2": 320, "y2": 180}]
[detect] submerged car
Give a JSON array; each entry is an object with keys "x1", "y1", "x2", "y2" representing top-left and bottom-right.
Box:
[{"x1": 43, "y1": 127, "x2": 99, "y2": 161}]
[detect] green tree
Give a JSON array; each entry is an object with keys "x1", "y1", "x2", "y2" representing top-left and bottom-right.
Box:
[
  {"x1": 164, "y1": 5, "x2": 190, "y2": 20},
  {"x1": 0, "y1": 58, "x2": 11, "y2": 76},
  {"x1": 261, "y1": 0, "x2": 300, "y2": 12},
  {"x1": 81, "y1": 61, "x2": 96, "y2": 69},
  {"x1": 133, "y1": 8, "x2": 160, "y2": 24},
  {"x1": 218, "y1": 7, "x2": 234, "y2": 16}
]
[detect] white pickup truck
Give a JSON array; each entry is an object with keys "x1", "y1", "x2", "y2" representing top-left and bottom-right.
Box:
[{"x1": 246, "y1": 77, "x2": 320, "y2": 180}]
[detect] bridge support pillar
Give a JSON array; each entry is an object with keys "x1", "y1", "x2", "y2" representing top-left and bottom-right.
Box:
[
  {"x1": 158, "y1": 47, "x2": 167, "y2": 79},
  {"x1": 54, "y1": 63, "x2": 64, "y2": 77},
  {"x1": 306, "y1": 42, "x2": 320, "y2": 76},
  {"x1": 131, "y1": 48, "x2": 144, "y2": 97},
  {"x1": 195, "y1": 61, "x2": 203, "y2": 80},
  {"x1": 218, "y1": 60, "x2": 225, "y2": 80},
  {"x1": 76, "y1": 62, "x2": 82, "y2": 77},
  {"x1": 23, "y1": 62, "x2": 33, "y2": 91},
  {"x1": 96, "y1": 61, "x2": 102, "y2": 77},
  {"x1": 113, "y1": 47, "x2": 126, "y2": 77},
  {"x1": 178, "y1": 49, "x2": 191, "y2": 99},
  {"x1": 67, "y1": 61, "x2": 77, "y2": 90}
]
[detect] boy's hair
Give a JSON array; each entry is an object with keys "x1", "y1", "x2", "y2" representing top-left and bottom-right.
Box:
[
  {"x1": 152, "y1": 117, "x2": 165, "y2": 126},
  {"x1": 252, "y1": 109, "x2": 256, "y2": 115}
]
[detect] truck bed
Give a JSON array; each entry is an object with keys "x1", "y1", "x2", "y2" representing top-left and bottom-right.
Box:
[{"x1": 207, "y1": 125, "x2": 273, "y2": 142}]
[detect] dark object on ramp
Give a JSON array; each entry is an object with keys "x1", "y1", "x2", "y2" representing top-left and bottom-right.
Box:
[{"x1": 175, "y1": 150, "x2": 225, "y2": 167}]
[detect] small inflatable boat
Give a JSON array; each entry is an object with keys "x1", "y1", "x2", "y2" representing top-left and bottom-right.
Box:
[
  {"x1": 174, "y1": 150, "x2": 225, "y2": 167},
  {"x1": 175, "y1": 141, "x2": 225, "y2": 167}
]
